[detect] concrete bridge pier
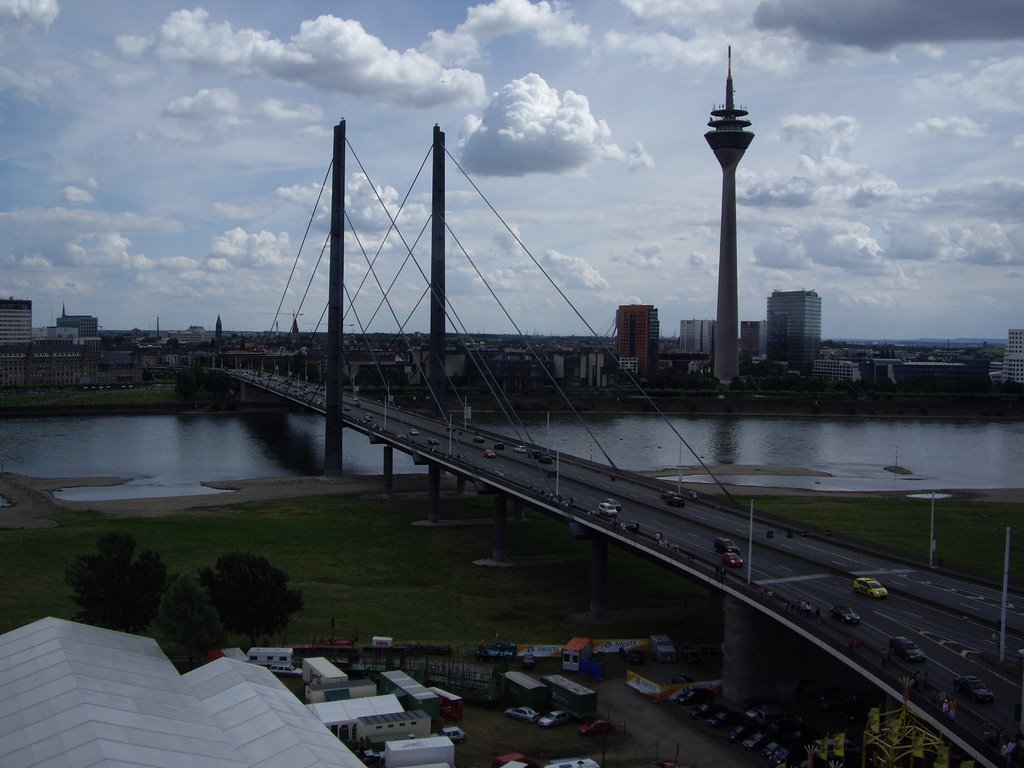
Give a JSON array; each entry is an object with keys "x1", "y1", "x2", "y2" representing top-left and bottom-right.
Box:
[
  {"x1": 456, "y1": 476, "x2": 467, "y2": 494},
  {"x1": 382, "y1": 446, "x2": 393, "y2": 492},
  {"x1": 427, "y1": 465, "x2": 440, "y2": 523},
  {"x1": 492, "y1": 495, "x2": 508, "y2": 563},
  {"x1": 590, "y1": 537, "x2": 608, "y2": 620},
  {"x1": 722, "y1": 595, "x2": 853, "y2": 703},
  {"x1": 513, "y1": 500, "x2": 524, "y2": 522}
]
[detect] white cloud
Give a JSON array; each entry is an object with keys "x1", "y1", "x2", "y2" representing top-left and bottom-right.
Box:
[
  {"x1": 207, "y1": 227, "x2": 293, "y2": 269},
  {"x1": 539, "y1": 248, "x2": 608, "y2": 289},
  {"x1": 163, "y1": 88, "x2": 241, "y2": 123},
  {"x1": 910, "y1": 116, "x2": 985, "y2": 138},
  {"x1": 459, "y1": 73, "x2": 622, "y2": 176},
  {"x1": 61, "y1": 184, "x2": 95, "y2": 205},
  {"x1": 425, "y1": 0, "x2": 590, "y2": 66},
  {"x1": 153, "y1": 9, "x2": 485, "y2": 108},
  {"x1": 0, "y1": 0, "x2": 58, "y2": 27},
  {"x1": 627, "y1": 141, "x2": 655, "y2": 170}
]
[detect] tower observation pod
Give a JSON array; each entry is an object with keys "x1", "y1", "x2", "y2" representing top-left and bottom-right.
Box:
[{"x1": 705, "y1": 46, "x2": 754, "y2": 384}]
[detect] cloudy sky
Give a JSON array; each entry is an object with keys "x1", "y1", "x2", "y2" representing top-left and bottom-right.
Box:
[{"x1": 2, "y1": 0, "x2": 1022, "y2": 341}]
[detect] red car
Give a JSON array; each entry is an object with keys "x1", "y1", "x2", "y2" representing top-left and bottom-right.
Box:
[
  {"x1": 721, "y1": 551, "x2": 743, "y2": 568},
  {"x1": 483, "y1": 449, "x2": 497, "y2": 459},
  {"x1": 578, "y1": 720, "x2": 614, "y2": 736}
]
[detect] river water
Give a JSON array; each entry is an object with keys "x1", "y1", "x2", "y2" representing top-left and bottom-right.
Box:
[{"x1": 0, "y1": 411, "x2": 1021, "y2": 501}]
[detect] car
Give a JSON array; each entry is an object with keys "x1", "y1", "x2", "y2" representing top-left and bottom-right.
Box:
[
  {"x1": 267, "y1": 664, "x2": 302, "y2": 677},
  {"x1": 578, "y1": 719, "x2": 614, "y2": 736},
  {"x1": 493, "y1": 442, "x2": 505, "y2": 450},
  {"x1": 713, "y1": 537, "x2": 739, "y2": 554},
  {"x1": 689, "y1": 702, "x2": 715, "y2": 719},
  {"x1": 513, "y1": 445, "x2": 527, "y2": 453},
  {"x1": 724, "y1": 723, "x2": 753, "y2": 743},
  {"x1": 538, "y1": 710, "x2": 571, "y2": 728},
  {"x1": 408, "y1": 428, "x2": 419, "y2": 436},
  {"x1": 504, "y1": 706, "x2": 541, "y2": 723},
  {"x1": 675, "y1": 687, "x2": 714, "y2": 706},
  {"x1": 663, "y1": 493, "x2": 686, "y2": 507},
  {"x1": 721, "y1": 551, "x2": 743, "y2": 568},
  {"x1": 472, "y1": 434, "x2": 486, "y2": 443},
  {"x1": 741, "y1": 730, "x2": 770, "y2": 750},
  {"x1": 439, "y1": 726, "x2": 466, "y2": 743},
  {"x1": 601, "y1": 499, "x2": 622, "y2": 512},
  {"x1": 705, "y1": 709, "x2": 741, "y2": 729},
  {"x1": 853, "y1": 577, "x2": 887, "y2": 598},
  {"x1": 954, "y1": 675, "x2": 995, "y2": 702},
  {"x1": 483, "y1": 449, "x2": 497, "y2": 459},
  {"x1": 888, "y1": 636, "x2": 927, "y2": 662},
  {"x1": 597, "y1": 502, "x2": 619, "y2": 517},
  {"x1": 537, "y1": 454, "x2": 553, "y2": 464},
  {"x1": 760, "y1": 741, "x2": 781, "y2": 759},
  {"x1": 829, "y1": 605, "x2": 861, "y2": 624}
]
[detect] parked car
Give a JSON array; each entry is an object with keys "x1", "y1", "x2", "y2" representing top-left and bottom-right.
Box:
[
  {"x1": 705, "y1": 709, "x2": 741, "y2": 728},
  {"x1": 578, "y1": 719, "x2": 614, "y2": 736},
  {"x1": 954, "y1": 675, "x2": 995, "y2": 702},
  {"x1": 675, "y1": 687, "x2": 714, "y2": 706},
  {"x1": 483, "y1": 449, "x2": 497, "y2": 459},
  {"x1": 741, "y1": 730, "x2": 770, "y2": 750},
  {"x1": 538, "y1": 710, "x2": 571, "y2": 728},
  {"x1": 268, "y1": 664, "x2": 302, "y2": 677},
  {"x1": 889, "y1": 636, "x2": 927, "y2": 662},
  {"x1": 829, "y1": 605, "x2": 861, "y2": 624},
  {"x1": 713, "y1": 537, "x2": 739, "y2": 554},
  {"x1": 853, "y1": 577, "x2": 887, "y2": 598},
  {"x1": 504, "y1": 706, "x2": 541, "y2": 723},
  {"x1": 439, "y1": 726, "x2": 466, "y2": 743},
  {"x1": 597, "y1": 502, "x2": 619, "y2": 517},
  {"x1": 724, "y1": 723, "x2": 753, "y2": 743},
  {"x1": 721, "y1": 551, "x2": 743, "y2": 568}
]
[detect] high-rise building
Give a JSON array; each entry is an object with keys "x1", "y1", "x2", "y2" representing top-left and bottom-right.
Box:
[
  {"x1": 616, "y1": 304, "x2": 660, "y2": 377},
  {"x1": 0, "y1": 298, "x2": 32, "y2": 343},
  {"x1": 55, "y1": 305, "x2": 99, "y2": 340},
  {"x1": 1006, "y1": 329, "x2": 1024, "y2": 384},
  {"x1": 740, "y1": 320, "x2": 766, "y2": 358},
  {"x1": 705, "y1": 47, "x2": 754, "y2": 383},
  {"x1": 680, "y1": 319, "x2": 715, "y2": 354},
  {"x1": 766, "y1": 290, "x2": 821, "y2": 374}
]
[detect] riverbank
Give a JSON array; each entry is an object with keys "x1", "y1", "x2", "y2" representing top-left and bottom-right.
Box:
[{"x1": 4, "y1": 465, "x2": 1023, "y2": 530}]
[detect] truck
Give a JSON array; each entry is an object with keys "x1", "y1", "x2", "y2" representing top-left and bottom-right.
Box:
[
  {"x1": 384, "y1": 736, "x2": 455, "y2": 768},
  {"x1": 649, "y1": 635, "x2": 677, "y2": 663}
]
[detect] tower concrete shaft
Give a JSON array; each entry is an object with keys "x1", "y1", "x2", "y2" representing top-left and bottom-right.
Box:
[{"x1": 705, "y1": 48, "x2": 753, "y2": 384}]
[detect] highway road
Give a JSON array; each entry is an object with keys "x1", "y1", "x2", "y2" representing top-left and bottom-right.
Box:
[{"x1": 231, "y1": 370, "x2": 1023, "y2": 766}]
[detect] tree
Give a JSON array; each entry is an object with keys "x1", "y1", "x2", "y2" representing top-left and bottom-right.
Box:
[
  {"x1": 199, "y1": 552, "x2": 303, "y2": 646},
  {"x1": 65, "y1": 533, "x2": 168, "y2": 633},
  {"x1": 154, "y1": 574, "x2": 225, "y2": 668}
]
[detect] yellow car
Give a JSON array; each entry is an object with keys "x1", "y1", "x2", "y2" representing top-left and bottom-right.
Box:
[{"x1": 853, "y1": 577, "x2": 887, "y2": 598}]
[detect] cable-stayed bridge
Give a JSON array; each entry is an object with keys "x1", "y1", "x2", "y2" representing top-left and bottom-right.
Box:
[{"x1": 222, "y1": 121, "x2": 1016, "y2": 767}]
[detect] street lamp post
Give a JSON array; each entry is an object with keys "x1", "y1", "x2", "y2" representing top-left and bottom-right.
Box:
[{"x1": 929, "y1": 491, "x2": 936, "y2": 568}]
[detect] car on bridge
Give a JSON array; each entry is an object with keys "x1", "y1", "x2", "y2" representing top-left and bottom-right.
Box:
[
  {"x1": 721, "y1": 551, "x2": 743, "y2": 568},
  {"x1": 601, "y1": 498, "x2": 622, "y2": 512},
  {"x1": 713, "y1": 537, "x2": 740, "y2": 554},
  {"x1": 829, "y1": 605, "x2": 861, "y2": 624},
  {"x1": 597, "y1": 502, "x2": 619, "y2": 518},
  {"x1": 472, "y1": 434, "x2": 485, "y2": 443},
  {"x1": 853, "y1": 577, "x2": 887, "y2": 598},
  {"x1": 954, "y1": 674, "x2": 995, "y2": 702},
  {"x1": 426, "y1": 438, "x2": 439, "y2": 446},
  {"x1": 408, "y1": 428, "x2": 419, "y2": 436},
  {"x1": 888, "y1": 636, "x2": 927, "y2": 662},
  {"x1": 513, "y1": 445, "x2": 527, "y2": 453},
  {"x1": 483, "y1": 449, "x2": 497, "y2": 459},
  {"x1": 662, "y1": 492, "x2": 686, "y2": 507}
]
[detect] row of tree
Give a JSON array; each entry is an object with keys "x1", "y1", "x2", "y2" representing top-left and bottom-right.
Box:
[{"x1": 64, "y1": 533, "x2": 303, "y2": 666}]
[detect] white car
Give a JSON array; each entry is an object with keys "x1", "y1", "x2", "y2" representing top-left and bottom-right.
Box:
[
  {"x1": 268, "y1": 664, "x2": 302, "y2": 677},
  {"x1": 504, "y1": 706, "x2": 541, "y2": 723},
  {"x1": 597, "y1": 502, "x2": 619, "y2": 517},
  {"x1": 538, "y1": 710, "x2": 571, "y2": 728},
  {"x1": 409, "y1": 428, "x2": 419, "y2": 436},
  {"x1": 513, "y1": 445, "x2": 528, "y2": 453},
  {"x1": 601, "y1": 499, "x2": 623, "y2": 512},
  {"x1": 439, "y1": 726, "x2": 466, "y2": 743}
]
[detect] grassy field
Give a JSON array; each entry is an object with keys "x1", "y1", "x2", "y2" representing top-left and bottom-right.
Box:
[
  {"x1": 734, "y1": 492, "x2": 1024, "y2": 584},
  {"x1": 0, "y1": 493, "x2": 719, "y2": 647}
]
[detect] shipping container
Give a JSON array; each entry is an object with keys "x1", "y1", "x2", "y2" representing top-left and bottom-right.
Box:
[
  {"x1": 503, "y1": 671, "x2": 551, "y2": 710},
  {"x1": 380, "y1": 670, "x2": 440, "y2": 720},
  {"x1": 428, "y1": 686, "x2": 464, "y2": 721},
  {"x1": 384, "y1": 736, "x2": 455, "y2": 768},
  {"x1": 541, "y1": 675, "x2": 597, "y2": 718}
]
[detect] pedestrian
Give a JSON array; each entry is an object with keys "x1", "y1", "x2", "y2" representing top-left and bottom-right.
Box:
[
  {"x1": 881, "y1": 650, "x2": 888, "y2": 668},
  {"x1": 815, "y1": 605, "x2": 821, "y2": 623}
]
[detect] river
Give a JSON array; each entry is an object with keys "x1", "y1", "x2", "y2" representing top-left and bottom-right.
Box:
[{"x1": 0, "y1": 411, "x2": 1021, "y2": 501}]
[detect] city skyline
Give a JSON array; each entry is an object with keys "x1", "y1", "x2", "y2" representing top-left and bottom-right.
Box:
[{"x1": 1, "y1": 1, "x2": 1023, "y2": 341}]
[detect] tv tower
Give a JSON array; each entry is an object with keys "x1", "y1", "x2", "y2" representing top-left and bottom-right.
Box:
[{"x1": 705, "y1": 47, "x2": 754, "y2": 383}]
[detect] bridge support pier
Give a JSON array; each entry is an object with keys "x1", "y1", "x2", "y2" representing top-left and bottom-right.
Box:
[
  {"x1": 491, "y1": 495, "x2": 508, "y2": 563},
  {"x1": 722, "y1": 595, "x2": 853, "y2": 703},
  {"x1": 382, "y1": 446, "x2": 393, "y2": 492},
  {"x1": 456, "y1": 476, "x2": 467, "y2": 495},
  {"x1": 513, "y1": 500, "x2": 524, "y2": 522},
  {"x1": 590, "y1": 537, "x2": 608, "y2": 620},
  {"x1": 427, "y1": 465, "x2": 440, "y2": 524}
]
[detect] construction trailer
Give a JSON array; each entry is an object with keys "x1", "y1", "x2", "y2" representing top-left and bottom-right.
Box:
[{"x1": 541, "y1": 675, "x2": 597, "y2": 718}]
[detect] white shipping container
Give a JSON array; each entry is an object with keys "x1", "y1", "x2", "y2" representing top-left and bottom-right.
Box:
[{"x1": 384, "y1": 737, "x2": 454, "y2": 768}]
